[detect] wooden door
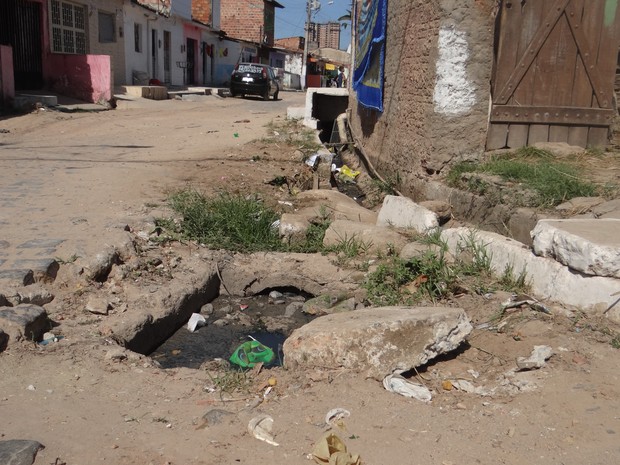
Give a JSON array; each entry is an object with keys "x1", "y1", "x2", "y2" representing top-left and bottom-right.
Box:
[{"x1": 487, "y1": 0, "x2": 620, "y2": 149}]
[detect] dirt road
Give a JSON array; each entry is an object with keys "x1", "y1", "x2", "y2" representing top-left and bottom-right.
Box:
[{"x1": 1, "y1": 92, "x2": 619, "y2": 465}]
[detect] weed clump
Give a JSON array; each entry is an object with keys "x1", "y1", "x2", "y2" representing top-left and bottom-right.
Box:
[{"x1": 447, "y1": 149, "x2": 600, "y2": 207}]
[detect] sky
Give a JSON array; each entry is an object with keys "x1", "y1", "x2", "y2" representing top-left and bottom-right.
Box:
[{"x1": 274, "y1": 0, "x2": 353, "y2": 50}]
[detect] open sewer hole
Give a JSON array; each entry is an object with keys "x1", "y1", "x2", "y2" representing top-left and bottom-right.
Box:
[{"x1": 150, "y1": 287, "x2": 315, "y2": 369}]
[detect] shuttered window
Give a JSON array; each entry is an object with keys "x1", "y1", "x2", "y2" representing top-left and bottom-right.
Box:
[{"x1": 50, "y1": 0, "x2": 87, "y2": 54}]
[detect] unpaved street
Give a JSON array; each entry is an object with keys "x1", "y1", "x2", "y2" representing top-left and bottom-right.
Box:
[{"x1": 1, "y1": 93, "x2": 620, "y2": 465}]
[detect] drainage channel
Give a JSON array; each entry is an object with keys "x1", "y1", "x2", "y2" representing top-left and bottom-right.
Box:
[{"x1": 150, "y1": 288, "x2": 314, "y2": 369}]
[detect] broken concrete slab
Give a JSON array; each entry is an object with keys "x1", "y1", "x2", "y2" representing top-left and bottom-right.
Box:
[
  {"x1": 0, "y1": 440, "x2": 45, "y2": 465},
  {"x1": 531, "y1": 219, "x2": 620, "y2": 279},
  {"x1": 323, "y1": 220, "x2": 408, "y2": 254},
  {"x1": 0, "y1": 304, "x2": 49, "y2": 342},
  {"x1": 279, "y1": 190, "x2": 378, "y2": 243},
  {"x1": 593, "y1": 198, "x2": 620, "y2": 219},
  {"x1": 218, "y1": 252, "x2": 362, "y2": 297},
  {"x1": 377, "y1": 195, "x2": 439, "y2": 233},
  {"x1": 555, "y1": 197, "x2": 605, "y2": 215},
  {"x1": 283, "y1": 306, "x2": 472, "y2": 380},
  {"x1": 441, "y1": 227, "x2": 620, "y2": 312}
]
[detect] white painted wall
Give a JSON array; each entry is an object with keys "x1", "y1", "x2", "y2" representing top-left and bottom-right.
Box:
[
  {"x1": 123, "y1": 4, "x2": 149, "y2": 85},
  {"x1": 122, "y1": 3, "x2": 189, "y2": 86},
  {"x1": 433, "y1": 24, "x2": 476, "y2": 116},
  {"x1": 285, "y1": 53, "x2": 302, "y2": 75}
]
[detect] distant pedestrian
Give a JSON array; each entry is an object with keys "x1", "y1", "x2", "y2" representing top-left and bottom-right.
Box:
[{"x1": 336, "y1": 66, "x2": 345, "y2": 88}]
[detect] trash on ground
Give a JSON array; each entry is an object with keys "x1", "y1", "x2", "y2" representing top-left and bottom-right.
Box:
[
  {"x1": 334, "y1": 165, "x2": 360, "y2": 183},
  {"x1": 229, "y1": 340, "x2": 275, "y2": 368},
  {"x1": 187, "y1": 313, "x2": 207, "y2": 332},
  {"x1": 248, "y1": 414, "x2": 279, "y2": 446},
  {"x1": 516, "y1": 345, "x2": 553, "y2": 371},
  {"x1": 305, "y1": 153, "x2": 320, "y2": 169},
  {"x1": 502, "y1": 294, "x2": 551, "y2": 315},
  {"x1": 325, "y1": 408, "x2": 350, "y2": 426},
  {"x1": 39, "y1": 333, "x2": 64, "y2": 345},
  {"x1": 383, "y1": 374, "x2": 432, "y2": 402},
  {"x1": 312, "y1": 432, "x2": 361, "y2": 465}
]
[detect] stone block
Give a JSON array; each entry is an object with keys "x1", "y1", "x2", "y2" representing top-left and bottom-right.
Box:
[
  {"x1": 377, "y1": 195, "x2": 439, "y2": 233},
  {"x1": 323, "y1": 220, "x2": 408, "y2": 254},
  {"x1": 441, "y1": 227, "x2": 620, "y2": 312},
  {"x1": 0, "y1": 440, "x2": 44, "y2": 465},
  {"x1": 507, "y1": 208, "x2": 540, "y2": 245},
  {"x1": 0, "y1": 304, "x2": 49, "y2": 342},
  {"x1": 283, "y1": 306, "x2": 472, "y2": 379},
  {"x1": 531, "y1": 219, "x2": 620, "y2": 278}
]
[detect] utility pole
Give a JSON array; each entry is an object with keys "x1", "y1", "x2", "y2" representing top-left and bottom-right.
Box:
[{"x1": 301, "y1": 0, "x2": 312, "y2": 90}]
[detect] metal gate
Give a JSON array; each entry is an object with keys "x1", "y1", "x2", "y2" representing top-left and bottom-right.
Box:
[
  {"x1": 0, "y1": 0, "x2": 43, "y2": 90},
  {"x1": 487, "y1": 0, "x2": 620, "y2": 149}
]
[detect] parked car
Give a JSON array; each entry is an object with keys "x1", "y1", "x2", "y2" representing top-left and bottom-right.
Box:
[{"x1": 230, "y1": 63, "x2": 280, "y2": 101}]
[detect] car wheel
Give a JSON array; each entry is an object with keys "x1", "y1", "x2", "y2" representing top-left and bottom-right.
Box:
[
  {"x1": 262, "y1": 89, "x2": 270, "y2": 101},
  {"x1": 273, "y1": 90, "x2": 279, "y2": 101},
  {"x1": 230, "y1": 90, "x2": 237, "y2": 97}
]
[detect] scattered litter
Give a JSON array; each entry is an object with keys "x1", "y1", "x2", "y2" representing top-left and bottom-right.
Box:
[
  {"x1": 234, "y1": 119, "x2": 251, "y2": 123},
  {"x1": 305, "y1": 153, "x2": 320, "y2": 169},
  {"x1": 229, "y1": 339, "x2": 275, "y2": 368},
  {"x1": 383, "y1": 374, "x2": 432, "y2": 402},
  {"x1": 187, "y1": 313, "x2": 207, "y2": 332},
  {"x1": 239, "y1": 304, "x2": 249, "y2": 311},
  {"x1": 27, "y1": 384, "x2": 36, "y2": 391},
  {"x1": 39, "y1": 333, "x2": 64, "y2": 345},
  {"x1": 248, "y1": 414, "x2": 279, "y2": 446},
  {"x1": 502, "y1": 294, "x2": 551, "y2": 315},
  {"x1": 269, "y1": 290, "x2": 283, "y2": 299},
  {"x1": 312, "y1": 432, "x2": 361, "y2": 465},
  {"x1": 451, "y1": 379, "x2": 476, "y2": 393},
  {"x1": 335, "y1": 165, "x2": 360, "y2": 183},
  {"x1": 277, "y1": 200, "x2": 293, "y2": 207},
  {"x1": 233, "y1": 132, "x2": 239, "y2": 138},
  {"x1": 516, "y1": 345, "x2": 553, "y2": 371},
  {"x1": 467, "y1": 369, "x2": 480, "y2": 379},
  {"x1": 325, "y1": 408, "x2": 350, "y2": 426},
  {"x1": 442, "y1": 380, "x2": 453, "y2": 391}
]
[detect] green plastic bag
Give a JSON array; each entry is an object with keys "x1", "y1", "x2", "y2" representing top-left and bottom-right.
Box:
[{"x1": 229, "y1": 340, "x2": 275, "y2": 368}]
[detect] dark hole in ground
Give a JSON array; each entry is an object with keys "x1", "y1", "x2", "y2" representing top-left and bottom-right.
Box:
[{"x1": 150, "y1": 287, "x2": 315, "y2": 369}]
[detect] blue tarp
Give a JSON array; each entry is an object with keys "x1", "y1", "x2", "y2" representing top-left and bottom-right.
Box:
[{"x1": 353, "y1": 0, "x2": 388, "y2": 112}]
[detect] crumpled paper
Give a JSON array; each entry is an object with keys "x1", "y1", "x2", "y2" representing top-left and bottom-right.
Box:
[{"x1": 312, "y1": 432, "x2": 361, "y2": 465}]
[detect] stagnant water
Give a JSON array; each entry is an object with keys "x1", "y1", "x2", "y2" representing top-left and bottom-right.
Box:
[{"x1": 150, "y1": 289, "x2": 314, "y2": 369}]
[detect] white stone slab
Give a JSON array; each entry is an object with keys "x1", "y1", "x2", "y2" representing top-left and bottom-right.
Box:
[
  {"x1": 377, "y1": 195, "x2": 439, "y2": 233},
  {"x1": 531, "y1": 219, "x2": 620, "y2": 279},
  {"x1": 441, "y1": 227, "x2": 620, "y2": 312}
]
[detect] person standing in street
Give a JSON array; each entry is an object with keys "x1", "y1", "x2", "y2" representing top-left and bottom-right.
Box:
[{"x1": 336, "y1": 66, "x2": 345, "y2": 88}]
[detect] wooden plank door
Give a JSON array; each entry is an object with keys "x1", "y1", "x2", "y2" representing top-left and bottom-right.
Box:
[{"x1": 487, "y1": 0, "x2": 620, "y2": 150}]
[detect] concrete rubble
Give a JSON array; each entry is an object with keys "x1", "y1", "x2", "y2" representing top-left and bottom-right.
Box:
[
  {"x1": 441, "y1": 227, "x2": 620, "y2": 314},
  {"x1": 531, "y1": 219, "x2": 620, "y2": 279},
  {"x1": 0, "y1": 304, "x2": 49, "y2": 342},
  {"x1": 377, "y1": 195, "x2": 439, "y2": 232},
  {"x1": 282, "y1": 306, "x2": 473, "y2": 380}
]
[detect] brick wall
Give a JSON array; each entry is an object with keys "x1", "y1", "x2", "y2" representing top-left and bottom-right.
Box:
[
  {"x1": 275, "y1": 37, "x2": 303, "y2": 51},
  {"x1": 220, "y1": 0, "x2": 264, "y2": 44},
  {"x1": 192, "y1": 0, "x2": 212, "y2": 25},
  {"x1": 349, "y1": 0, "x2": 496, "y2": 198}
]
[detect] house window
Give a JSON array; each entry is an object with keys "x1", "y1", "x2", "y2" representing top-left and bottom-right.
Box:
[
  {"x1": 50, "y1": 0, "x2": 87, "y2": 54},
  {"x1": 134, "y1": 23, "x2": 142, "y2": 53},
  {"x1": 98, "y1": 11, "x2": 116, "y2": 43}
]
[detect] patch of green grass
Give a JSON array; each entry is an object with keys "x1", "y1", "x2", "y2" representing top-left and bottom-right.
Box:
[
  {"x1": 326, "y1": 233, "x2": 373, "y2": 258},
  {"x1": 168, "y1": 190, "x2": 282, "y2": 253},
  {"x1": 161, "y1": 189, "x2": 330, "y2": 254},
  {"x1": 447, "y1": 152, "x2": 599, "y2": 207},
  {"x1": 498, "y1": 263, "x2": 530, "y2": 293},
  {"x1": 364, "y1": 250, "x2": 454, "y2": 306}
]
